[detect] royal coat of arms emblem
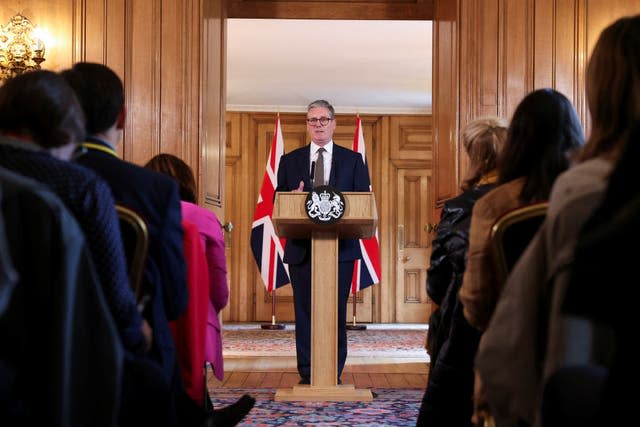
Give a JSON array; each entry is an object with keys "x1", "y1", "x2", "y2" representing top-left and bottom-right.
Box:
[{"x1": 305, "y1": 186, "x2": 346, "y2": 224}]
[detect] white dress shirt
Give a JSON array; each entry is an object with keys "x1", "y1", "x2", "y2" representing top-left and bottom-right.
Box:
[{"x1": 310, "y1": 141, "x2": 333, "y2": 185}]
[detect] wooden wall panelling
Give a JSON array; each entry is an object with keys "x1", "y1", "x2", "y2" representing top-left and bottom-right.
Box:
[
  {"x1": 78, "y1": 0, "x2": 206, "y2": 181},
  {"x1": 532, "y1": 0, "x2": 556, "y2": 91},
  {"x1": 201, "y1": 0, "x2": 226, "y2": 218},
  {"x1": 184, "y1": 0, "x2": 204, "y2": 184},
  {"x1": 124, "y1": 0, "x2": 160, "y2": 163},
  {"x1": 160, "y1": 0, "x2": 188, "y2": 157},
  {"x1": 227, "y1": 0, "x2": 434, "y2": 20},
  {"x1": 74, "y1": 0, "x2": 126, "y2": 155},
  {"x1": 546, "y1": 1, "x2": 583, "y2": 121},
  {"x1": 103, "y1": 0, "x2": 126, "y2": 72},
  {"x1": 376, "y1": 116, "x2": 393, "y2": 322},
  {"x1": 76, "y1": 0, "x2": 105, "y2": 65},
  {"x1": 222, "y1": 112, "x2": 243, "y2": 321},
  {"x1": 231, "y1": 111, "x2": 256, "y2": 322},
  {"x1": 503, "y1": 0, "x2": 532, "y2": 119},
  {"x1": 433, "y1": 0, "x2": 459, "y2": 217},
  {"x1": 478, "y1": 0, "x2": 500, "y2": 118}
]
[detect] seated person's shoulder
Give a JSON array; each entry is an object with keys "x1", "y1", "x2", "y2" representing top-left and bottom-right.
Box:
[{"x1": 548, "y1": 158, "x2": 613, "y2": 212}]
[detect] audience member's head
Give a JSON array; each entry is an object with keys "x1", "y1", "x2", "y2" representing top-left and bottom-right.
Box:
[
  {"x1": 582, "y1": 14, "x2": 640, "y2": 161},
  {"x1": 498, "y1": 88, "x2": 584, "y2": 203},
  {"x1": 0, "y1": 70, "x2": 85, "y2": 155},
  {"x1": 144, "y1": 153, "x2": 197, "y2": 203},
  {"x1": 61, "y1": 62, "x2": 125, "y2": 136},
  {"x1": 461, "y1": 116, "x2": 509, "y2": 191}
]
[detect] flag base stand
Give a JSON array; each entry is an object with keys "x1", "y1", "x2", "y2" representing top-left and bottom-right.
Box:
[
  {"x1": 346, "y1": 315, "x2": 366, "y2": 330},
  {"x1": 261, "y1": 322, "x2": 285, "y2": 330},
  {"x1": 346, "y1": 323, "x2": 366, "y2": 331},
  {"x1": 261, "y1": 314, "x2": 285, "y2": 330}
]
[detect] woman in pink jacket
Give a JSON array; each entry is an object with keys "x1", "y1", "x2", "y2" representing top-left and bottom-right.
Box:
[{"x1": 145, "y1": 153, "x2": 229, "y2": 382}]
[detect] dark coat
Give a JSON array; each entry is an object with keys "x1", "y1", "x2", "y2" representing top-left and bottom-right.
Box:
[
  {"x1": 418, "y1": 183, "x2": 495, "y2": 427},
  {"x1": 0, "y1": 140, "x2": 144, "y2": 352},
  {"x1": 76, "y1": 138, "x2": 187, "y2": 382},
  {"x1": 276, "y1": 143, "x2": 371, "y2": 264},
  {"x1": 0, "y1": 166, "x2": 122, "y2": 427}
]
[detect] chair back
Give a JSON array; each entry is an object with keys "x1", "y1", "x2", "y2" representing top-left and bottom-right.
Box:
[
  {"x1": 115, "y1": 204, "x2": 149, "y2": 300},
  {"x1": 169, "y1": 220, "x2": 209, "y2": 405},
  {"x1": 490, "y1": 202, "x2": 548, "y2": 285}
]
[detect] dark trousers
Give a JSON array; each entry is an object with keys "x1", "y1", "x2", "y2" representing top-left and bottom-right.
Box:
[{"x1": 289, "y1": 258, "x2": 353, "y2": 380}]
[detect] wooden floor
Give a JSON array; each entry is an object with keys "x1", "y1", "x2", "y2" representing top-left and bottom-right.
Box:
[{"x1": 209, "y1": 355, "x2": 429, "y2": 390}]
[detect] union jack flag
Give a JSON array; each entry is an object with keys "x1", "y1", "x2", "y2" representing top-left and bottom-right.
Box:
[
  {"x1": 250, "y1": 115, "x2": 290, "y2": 291},
  {"x1": 351, "y1": 115, "x2": 382, "y2": 293}
]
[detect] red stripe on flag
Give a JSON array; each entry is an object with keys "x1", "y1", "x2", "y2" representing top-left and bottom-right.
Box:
[{"x1": 351, "y1": 115, "x2": 381, "y2": 293}]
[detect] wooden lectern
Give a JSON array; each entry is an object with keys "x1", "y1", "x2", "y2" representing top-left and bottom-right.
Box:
[{"x1": 272, "y1": 191, "x2": 377, "y2": 401}]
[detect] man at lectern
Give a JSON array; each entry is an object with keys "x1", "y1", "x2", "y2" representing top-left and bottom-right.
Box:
[{"x1": 276, "y1": 99, "x2": 371, "y2": 384}]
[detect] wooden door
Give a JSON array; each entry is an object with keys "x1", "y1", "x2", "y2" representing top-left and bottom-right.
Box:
[
  {"x1": 389, "y1": 116, "x2": 433, "y2": 323},
  {"x1": 394, "y1": 168, "x2": 432, "y2": 322}
]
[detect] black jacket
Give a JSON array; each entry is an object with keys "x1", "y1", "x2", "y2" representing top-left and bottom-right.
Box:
[{"x1": 418, "y1": 183, "x2": 495, "y2": 427}]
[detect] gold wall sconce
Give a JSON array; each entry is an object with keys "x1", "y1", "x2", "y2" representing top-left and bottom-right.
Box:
[{"x1": 0, "y1": 14, "x2": 46, "y2": 81}]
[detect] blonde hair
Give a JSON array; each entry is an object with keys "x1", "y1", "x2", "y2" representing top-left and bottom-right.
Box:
[{"x1": 461, "y1": 117, "x2": 509, "y2": 190}]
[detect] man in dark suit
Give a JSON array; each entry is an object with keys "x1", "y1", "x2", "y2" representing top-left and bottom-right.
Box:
[
  {"x1": 62, "y1": 63, "x2": 187, "y2": 385},
  {"x1": 63, "y1": 63, "x2": 254, "y2": 427},
  {"x1": 276, "y1": 99, "x2": 371, "y2": 384}
]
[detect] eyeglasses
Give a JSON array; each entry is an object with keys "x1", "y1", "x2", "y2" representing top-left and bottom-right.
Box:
[{"x1": 306, "y1": 117, "x2": 333, "y2": 126}]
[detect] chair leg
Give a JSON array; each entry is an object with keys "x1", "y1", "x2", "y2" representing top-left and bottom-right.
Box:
[{"x1": 203, "y1": 362, "x2": 213, "y2": 412}]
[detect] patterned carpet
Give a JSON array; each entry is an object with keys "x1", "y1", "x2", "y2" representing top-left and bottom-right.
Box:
[
  {"x1": 223, "y1": 323, "x2": 429, "y2": 360},
  {"x1": 208, "y1": 387, "x2": 422, "y2": 426}
]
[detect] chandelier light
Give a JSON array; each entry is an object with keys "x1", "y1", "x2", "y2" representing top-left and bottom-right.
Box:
[{"x1": 0, "y1": 14, "x2": 46, "y2": 81}]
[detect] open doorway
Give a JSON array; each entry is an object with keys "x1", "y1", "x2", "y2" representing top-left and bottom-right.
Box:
[{"x1": 219, "y1": 16, "x2": 434, "y2": 323}]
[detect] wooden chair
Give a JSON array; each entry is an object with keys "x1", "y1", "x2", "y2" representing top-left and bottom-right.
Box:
[
  {"x1": 115, "y1": 204, "x2": 149, "y2": 301},
  {"x1": 490, "y1": 202, "x2": 549, "y2": 286},
  {"x1": 478, "y1": 202, "x2": 548, "y2": 427}
]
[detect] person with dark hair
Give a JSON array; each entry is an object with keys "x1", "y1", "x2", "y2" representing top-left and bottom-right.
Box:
[
  {"x1": 276, "y1": 99, "x2": 371, "y2": 385},
  {"x1": 62, "y1": 62, "x2": 253, "y2": 427},
  {"x1": 145, "y1": 153, "x2": 230, "y2": 396},
  {"x1": 459, "y1": 88, "x2": 584, "y2": 333},
  {"x1": 61, "y1": 60, "x2": 187, "y2": 385},
  {"x1": 0, "y1": 165, "x2": 123, "y2": 427},
  {"x1": 472, "y1": 15, "x2": 640, "y2": 427},
  {"x1": 555, "y1": 122, "x2": 640, "y2": 427},
  {"x1": 417, "y1": 117, "x2": 508, "y2": 427},
  {"x1": 0, "y1": 70, "x2": 150, "y2": 355}
]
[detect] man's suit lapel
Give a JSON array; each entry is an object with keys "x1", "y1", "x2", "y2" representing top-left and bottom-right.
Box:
[
  {"x1": 296, "y1": 145, "x2": 312, "y2": 190},
  {"x1": 328, "y1": 145, "x2": 344, "y2": 187}
]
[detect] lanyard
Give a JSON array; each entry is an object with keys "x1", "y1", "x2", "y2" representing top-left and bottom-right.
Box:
[{"x1": 81, "y1": 142, "x2": 118, "y2": 158}]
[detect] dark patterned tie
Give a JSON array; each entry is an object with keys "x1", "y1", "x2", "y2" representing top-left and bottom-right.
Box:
[{"x1": 315, "y1": 147, "x2": 325, "y2": 187}]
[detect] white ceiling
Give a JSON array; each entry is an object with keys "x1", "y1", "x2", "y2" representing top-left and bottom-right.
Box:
[{"x1": 226, "y1": 19, "x2": 432, "y2": 115}]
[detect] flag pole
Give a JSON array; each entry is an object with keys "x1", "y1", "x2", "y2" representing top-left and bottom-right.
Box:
[
  {"x1": 256, "y1": 111, "x2": 286, "y2": 331},
  {"x1": 347, "y1": 292, "x2": 366, "y2": 330},
  {"x1": 347, "y1": 112, "x2": 378, "y2": 331},
  {"x1": 261, "y1": 288, "x2": 285, "y2": 330}
]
